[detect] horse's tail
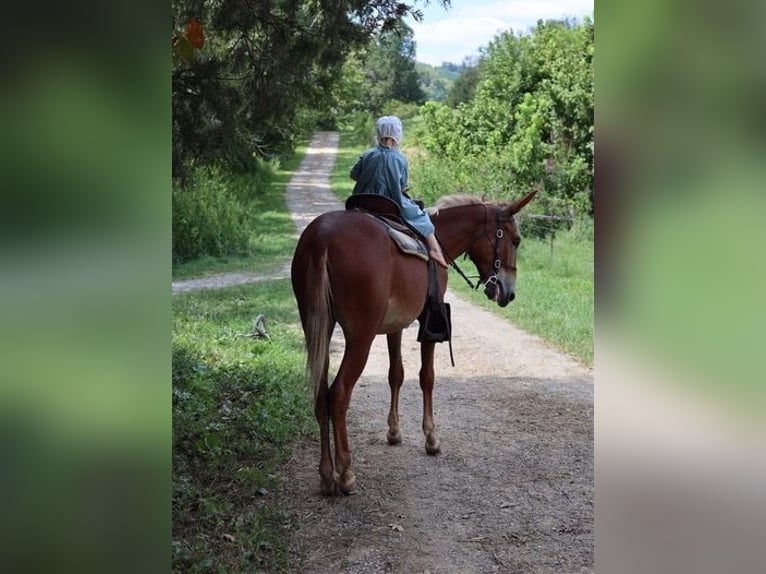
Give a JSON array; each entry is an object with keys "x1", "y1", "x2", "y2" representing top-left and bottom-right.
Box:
[{"x1": 301, "y1": 250, "x2": 333, "y2": 402}]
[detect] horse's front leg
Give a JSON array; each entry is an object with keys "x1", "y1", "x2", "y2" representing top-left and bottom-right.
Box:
[
  {"x1": 386, "y1": 331, "x2": 404, "y2": 445},
  {"x1": 419, "y1": 341, "x2": 441, "y2": 455}
]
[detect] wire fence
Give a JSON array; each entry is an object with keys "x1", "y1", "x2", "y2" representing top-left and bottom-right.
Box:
[{"x1": 516, "y1": 212, "x2": 583, "y2": 255}]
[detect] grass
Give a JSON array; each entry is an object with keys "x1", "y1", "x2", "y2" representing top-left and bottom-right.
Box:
[
  {"x1": 172, "y1": 142, "x2": 309, "y2": 280},
  {"x1": 172, "y1": 140, "x2": 315, "y2": 572},
  {"x1": 446, "y1": 227, "x2": 594, "y2": 366},
  {"x1": 329, "y1": 129, "x2": 369, "y2": 203},
  {"x1": 172, "y1": 279, "x2": 314, "y2": 572}
]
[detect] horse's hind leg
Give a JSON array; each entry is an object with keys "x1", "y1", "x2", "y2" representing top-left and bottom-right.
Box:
[
  {"x1": 386, "y1": 331, "x2": 404, "y2": 445},
  {"x1": 419, "y1": 341, "x2": 441, "y2": 455},
  {"x1": 314, "y1": 350, "x2": 336, "y2": 496},
  {"x1": 329, "y1": 332, "x2": 375, "y2": 494}
]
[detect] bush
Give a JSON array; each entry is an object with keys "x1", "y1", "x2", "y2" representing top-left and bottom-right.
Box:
[
  {"x1": 416, "y1": 19, "x2": 594, "y2": 219},
  {"x1": 407, "y1": 148, "x2": 520, "y2": 205},
  {"x1": 172, "y1": 167, "x2": 253, "y2": 264}
]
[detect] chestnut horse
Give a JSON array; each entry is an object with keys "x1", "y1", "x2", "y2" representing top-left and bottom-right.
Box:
[{"x1": 290, "y1": 190, "x2": 537, "y2": 495}]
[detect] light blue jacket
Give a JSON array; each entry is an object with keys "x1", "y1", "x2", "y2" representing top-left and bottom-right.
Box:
[{"x1": 350, "y1": 145, "x2": 435, "y2": 237}]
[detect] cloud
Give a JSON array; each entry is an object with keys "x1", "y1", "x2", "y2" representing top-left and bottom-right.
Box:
[
  {"x1": 410, "y1": 0, "x2": 594, "y2": 66},
  {"x1": 413, "y1": 16, "x2": 508, "y2": 65}
]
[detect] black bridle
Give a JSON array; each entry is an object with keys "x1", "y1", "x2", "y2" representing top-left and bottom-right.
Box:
[{"x1": 441, "y1": 205, "x2": 515, "y2": 291}]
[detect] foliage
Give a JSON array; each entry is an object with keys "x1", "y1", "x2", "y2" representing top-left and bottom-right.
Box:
[
  {"x1": 415, "y1": 62, "x2": 453, "y2": 102},
  {"x1": 418, "y1": 18, "x2": 594, "y2": 233},
  {"x1": 365, "y1": 21, "x2": 425, "y2": 109},
  {"x1": 434, "y1": 60, "x2": 473, "y2": 79},
  {"x1": 172, "y1": 166, "x2": 254, "y2": 264},
  {"x1": 172, "y1": 142, "x2": 308, "y2": 277},
  {"x1": 381, "y1": 99, "x2": 421, "y2": 121},
  {"x1": 332, "y1": 21, "x2": 425, "y2": 123},
  {"x1": 416, "y1": 58, "x2": 480, "y2": 103},
  {"x1": 445, "y1": 59, "x2": 482, "y2": 107},
  {"x1": 172, "y1": 0, "x2": 451, "y2": 178},
  {"x1": 172, "y1": 280, "x2": 315, "y2": 572}
]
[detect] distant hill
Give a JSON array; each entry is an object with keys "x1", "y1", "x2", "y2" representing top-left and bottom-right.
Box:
[
  {"x1": 416, "y1": 60, "x2": 479, "y2": 102},
  {"x1": 415, "y1": 61, "x2": 463, "y2": 102},
  {"x1": 430, "y1": 62, "x2": 466, "y2": 80}
]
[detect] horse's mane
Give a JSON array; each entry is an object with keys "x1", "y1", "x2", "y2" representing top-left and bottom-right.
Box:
[{"x1": 427, "y1": 194, "x2": 484, "y2": 216}]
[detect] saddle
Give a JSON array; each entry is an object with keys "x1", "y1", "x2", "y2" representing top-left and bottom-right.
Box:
[
  {"x1": 345, "y1": 194, "x2": 428, "y2": 261},
  {"x1": 345, "y1": 194, "x2": 454, "y2": 364}
]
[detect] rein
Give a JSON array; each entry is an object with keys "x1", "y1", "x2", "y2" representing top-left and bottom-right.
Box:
[{"x1": 439, "y1": 205, "x2": 511, "y2": 291}]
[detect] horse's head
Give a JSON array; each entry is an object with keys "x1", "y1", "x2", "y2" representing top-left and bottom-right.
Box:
[{"x1": 466, "y1": 189, "x2": 538, "y2": 307}]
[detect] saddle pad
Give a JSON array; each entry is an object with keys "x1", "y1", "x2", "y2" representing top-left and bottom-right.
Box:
[{"x1": 387, "y1": 227, "x2": 429, "y2": 261}]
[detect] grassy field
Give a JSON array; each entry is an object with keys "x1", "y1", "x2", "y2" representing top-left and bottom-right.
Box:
[
  {"x1": 172, "y1": 142, "x2": 315, "y2": 571},
  {"x1": 329, "y1": 129, "x2": 368, "y2": 202}
]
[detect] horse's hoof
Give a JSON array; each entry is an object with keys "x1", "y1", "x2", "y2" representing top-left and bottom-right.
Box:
[
  {"x1": 338, "y1": 471, "x2": 356, "y2": 494},
  {"x1": 320, "y1": 476, "x2": 338, "y2": 496},
  {"x1": 425, "y1": 438, "x2": 441, "y2": 455},
  {"x1": 386, "y1": 430, "x2": 402, "y2": 445}
]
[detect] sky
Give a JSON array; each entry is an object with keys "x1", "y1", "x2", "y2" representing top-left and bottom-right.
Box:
[{"x1": 406, "y1": 0, "x2": 594, "y2": 66}]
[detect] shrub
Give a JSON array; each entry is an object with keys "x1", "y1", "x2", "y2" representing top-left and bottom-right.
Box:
[{"x1": 172, "y1": 167, "x2": 253, "y2": 263}]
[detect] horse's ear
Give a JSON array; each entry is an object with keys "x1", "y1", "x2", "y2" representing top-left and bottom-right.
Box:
[{"x1": 509, "y1": 189, "x2": 538, "y2": 215}]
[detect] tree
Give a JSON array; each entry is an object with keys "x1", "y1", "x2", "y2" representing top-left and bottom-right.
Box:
[
  {"x1": 445, "y1": 59, "x2": 482, "y2": 107},
  {"x1": 416, "y1": 63, "x2": 452, "y2": 102},
  {"x1": 172, "y1": 0, "x2": 450, "y2": 179},
  {"x1": 357, "y1": 21, "x2": 425, "y2": 114},
  {"x1": 419, "y1": 18, "x2": 594, "y2": 222}
]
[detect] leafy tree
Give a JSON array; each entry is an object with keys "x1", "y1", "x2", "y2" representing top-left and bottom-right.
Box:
[
  {"x1": 418, "y1": 18, "x2": 594, "y2": 225},
  {"x1": 357, "y1": 21, "x2": 425, "y2": 114},
  {"x1": 388, "y1": 23, "x2": 425, "y2": 104},
  {"x1": 172, "y1": 0, "x2": 450, "y2": 179},
  {"x1": 331, "y1": 18, "x2": 429, "y2": 125},
  {"x1": 435, "y1": 62, "x2": 467, "y2": 79},
  {"x1": 416, "y1": 63, "x2": 451, "y2": 101}
]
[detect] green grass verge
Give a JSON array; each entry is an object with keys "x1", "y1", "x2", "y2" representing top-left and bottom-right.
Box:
[
  {"x1": 172, "y1": 279, "x2": 314, "y2": 572},
  {"x1": 329, "y1": 129, "x2": 369, "y2": 203},
  {"x1": 446, "y1": 228, "x2": 594, "y2": 366},
  {"x1": 172, "y1": 137, "x2": 317, "y2": 572}
]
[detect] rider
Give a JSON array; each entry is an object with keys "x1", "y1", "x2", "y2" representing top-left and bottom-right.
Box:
[{"x1": 350, "y1": 115, "x2": 448, "y2": 268}]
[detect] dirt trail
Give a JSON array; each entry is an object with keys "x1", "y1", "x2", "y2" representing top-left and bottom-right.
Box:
[{"x1": 173, "y1": 132, "x2": 593, "y2": 573}]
